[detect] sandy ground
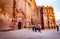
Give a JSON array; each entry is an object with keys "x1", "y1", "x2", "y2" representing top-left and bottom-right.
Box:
[{"x1": 0, "y1": 29, "x2": 60, "y2": 39}]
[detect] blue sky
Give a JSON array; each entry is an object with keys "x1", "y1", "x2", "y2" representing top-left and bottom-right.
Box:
[{"x1": 35, "y1": 0, "x2": 60, "y2": 21}]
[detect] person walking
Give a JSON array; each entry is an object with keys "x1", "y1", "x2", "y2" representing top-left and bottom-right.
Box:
[
  {"x1": 32, "y1": 24, "x2": 37, "y2": 32},
  {"x1": 56, "y1": 25, "x2": 59, "y2": 32},
  {"x1": 38, "y1": 24, "x2": 42, "y2": 32},
  {"x1": 32, "y1": 24, "x2": 35, "y2": 31}
]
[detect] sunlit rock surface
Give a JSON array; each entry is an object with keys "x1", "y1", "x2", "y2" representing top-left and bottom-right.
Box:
[{"x1": 0, "y1": 0, "x2": 39, "y2": 30}]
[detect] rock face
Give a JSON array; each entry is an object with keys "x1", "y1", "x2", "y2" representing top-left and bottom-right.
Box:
[
  {"x1": 0, "y1": 0, "x2": 39, "y2": 30},
  {"x1": 0, "y1": 0, "x2": 13, "y2": 30},
  {"x1": 43, "y1": 6, "x2": 56, "y2": 29},
  {"x1": 38, "y1": 6, "x2": 56, "y2": 29},
  {"x1": 0, "y1": 0, "x2": 56, "y2": 30}
]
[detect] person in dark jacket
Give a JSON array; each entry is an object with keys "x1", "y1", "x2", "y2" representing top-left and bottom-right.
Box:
[
  {"x1": 56, "y1": 25, "x2": 59, "y2": 32},
  {"x1": 32, "y1": 24, "x2": 37, "y2": 32}
]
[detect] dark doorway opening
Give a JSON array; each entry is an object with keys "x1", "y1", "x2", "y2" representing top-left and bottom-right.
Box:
[{"x1": 18, "y1": 22, "x2": 21, "y2": 29}]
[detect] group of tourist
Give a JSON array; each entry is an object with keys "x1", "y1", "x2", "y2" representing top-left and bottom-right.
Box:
[
  {"x1": 32, "y1": 24, "x2": 60, "y2": 32},
  {"x1": 32, "y1": 24, "x2": 42, "y2": 32}
]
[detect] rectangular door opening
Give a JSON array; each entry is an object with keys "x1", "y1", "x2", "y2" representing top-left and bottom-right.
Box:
[{"x1": 18, "y1": 22, "x2": 21, "y2": 29}]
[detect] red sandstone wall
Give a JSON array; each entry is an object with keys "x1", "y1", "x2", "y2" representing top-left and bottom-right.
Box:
[
  {"x1": 0, "y1": 0, "x2": 13, "y2": 29},
  {"x1": 0, "y1": 0, "x2": 39, "y2": 30}
]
